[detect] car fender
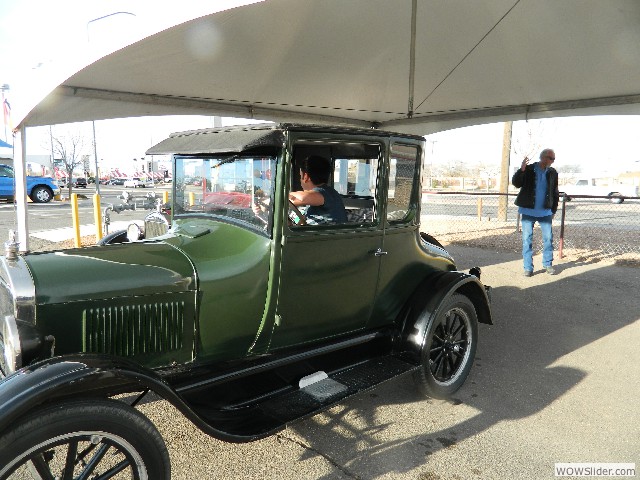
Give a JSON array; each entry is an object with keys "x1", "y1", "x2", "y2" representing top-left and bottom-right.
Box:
[
  {"x1": 395, "y1": 271, "x2": 492, "y2": 364},
  {"x1": 0, "y1": 355, "x2": 251, "y2": 443},
  {"x1": 97, "y1": 229, "x2": 128, "y2": 245}
]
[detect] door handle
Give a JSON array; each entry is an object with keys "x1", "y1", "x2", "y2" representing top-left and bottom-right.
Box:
[{"x1": 373, "y1": 248, "x2": 388, "y2": 256}]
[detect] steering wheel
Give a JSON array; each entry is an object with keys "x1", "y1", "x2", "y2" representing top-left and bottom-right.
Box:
[{"x1": 288, "y1": 199, "x2": 307, "y2": 226}]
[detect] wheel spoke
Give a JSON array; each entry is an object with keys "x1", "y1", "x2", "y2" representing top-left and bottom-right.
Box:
[
  {"x1": 450, "y1": 347, "x2": 465, "y2": 359},
  {"x1": 77, "y1": 441, "x2": 99, "y2": 466},
  {"x1": 444, "y1": 314, "x2": 453, "y2": 335},
  {"x1": 28, "y1": 455, "x2": 56, "y2": 480},
  {"x1": 430, "y1": 351, "x2": 445, "y2": 377},
  {"x1": 437, "y1": 353, "x2": 447, "y2": 379},
  {"x1": 63, "y1": 440, "x2": 79, "y2": 478},
  {"x1": 447, "y1": 353, "x2": 457, "y2": 375},
  {"x1": 429, "y1": 344, "x2": 444, "y2": 355},
  {"x1": 432, "y1": 332, "x2": 445, "y2": 344},
  {"x1": 93, "y1": 459, "x2": 132, "y2": 480},
  {"x1": 451, "y1": 321, "x2": 466, "y2": 339},
  {"x1": 77, "y1": 443, "x2": 110, "y2": 480}
]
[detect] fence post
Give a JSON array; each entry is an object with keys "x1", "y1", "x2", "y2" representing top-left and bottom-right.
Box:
[
  {"x1": 558, "y1": 194, "x2": 567, "y2": 259},
  {"x1": 477, "y1": 197, "x2": 483, "y2": 220}
]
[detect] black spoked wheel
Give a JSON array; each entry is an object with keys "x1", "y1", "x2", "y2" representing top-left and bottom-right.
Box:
[
  {"x1": 0, "y1": 398, "x2": 170, "y2": 480},
  {"x1": 414, "y1": 293, "x2": 478, "y2": 399}
]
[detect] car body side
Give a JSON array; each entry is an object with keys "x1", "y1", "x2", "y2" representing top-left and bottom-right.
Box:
[{"x1": 0, "y1": 125, "x2": 492, "y2": 444}]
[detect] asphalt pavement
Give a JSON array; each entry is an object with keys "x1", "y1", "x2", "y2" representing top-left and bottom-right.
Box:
[
  {"x1": 6, "y1": 197, "x2": 639, "y2": 478},
  {"x1": 131, "y1": 245, "x2": 639, "y2": 480}
]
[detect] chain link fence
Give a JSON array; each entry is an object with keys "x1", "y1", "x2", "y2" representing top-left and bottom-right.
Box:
[{"x1": 420, "y1": 192, "x2": 640, "y2": 265}]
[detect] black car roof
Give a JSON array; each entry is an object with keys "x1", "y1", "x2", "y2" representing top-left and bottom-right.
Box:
[{"x1": 146, "y1": 123, "x2": 424, "y2": 156}]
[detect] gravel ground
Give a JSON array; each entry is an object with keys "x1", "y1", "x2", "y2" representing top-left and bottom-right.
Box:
[{"x1": 28, "y1": 235, "x2": 97, "y2": 253}]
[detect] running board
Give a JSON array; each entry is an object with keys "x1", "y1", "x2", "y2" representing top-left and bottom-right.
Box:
[{"x1": 185, "y1": 355, "x2": 417, "y2": 441}]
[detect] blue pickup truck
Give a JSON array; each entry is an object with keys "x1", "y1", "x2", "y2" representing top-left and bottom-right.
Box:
[{"x1": 0, "y1": 164, "x2": 60, "y2": 203}]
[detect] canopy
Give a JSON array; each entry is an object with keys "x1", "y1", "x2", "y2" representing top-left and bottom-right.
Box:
[
  {"x1": 16, "y1": 0, "x2": 640, "y2": 135},
  {"x1": 0, "y1": 139, "x2": 12, "y2": 149},
  {"x1": 10, "y1": 0, "x2": 640, "y2": 251}
]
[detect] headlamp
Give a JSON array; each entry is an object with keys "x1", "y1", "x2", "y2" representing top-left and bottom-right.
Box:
[{"x1": 0, "y1": 315, "x2": 21, "y2": 376}]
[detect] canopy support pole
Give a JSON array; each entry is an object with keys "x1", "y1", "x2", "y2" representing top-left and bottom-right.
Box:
[
  {"x1": 407, "y1": 0, "x2": 417, "y2": 119},
  {"x1": 13, "y1": 126, "x2": 30, "y2": 252}
]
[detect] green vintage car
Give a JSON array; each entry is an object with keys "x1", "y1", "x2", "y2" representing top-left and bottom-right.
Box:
[{"x1": 0, "y1": 124, "x2": 491, "y2": 479}]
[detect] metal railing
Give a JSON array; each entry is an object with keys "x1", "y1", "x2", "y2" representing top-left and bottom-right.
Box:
[{"x1": 420, "y1": 191, "x2": 640, "y2": 263}]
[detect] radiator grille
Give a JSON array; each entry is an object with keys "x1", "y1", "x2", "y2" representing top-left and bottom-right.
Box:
[
  {"x1": 83, "y1": 302, "x2": 184, "y2": 356},
  {"x1": 145, "y1": 214, "x2": 169, "y2": 239}
]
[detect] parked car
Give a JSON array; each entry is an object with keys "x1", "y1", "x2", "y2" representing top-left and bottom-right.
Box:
[
  {"x1": 73, "y1": 177, "x2": 88, "y2": 188},
  {"x1": 124, "y1": 177, "x2": 153, "y2": 188},
  {"x1": 107, "y1": 178, "x2": 125, "y2": 185},
  {"x1": 0, "y1": 164, "x2": 60, "y2": 203},
  {"x1": 124, "y1": 177, "x2": 144, "y2": 188},
  {"x1": 0, "y1": 124, "x2": 492, "y2": 478},
  {"x1": 561, "y1": 177, "x2": 639, "y2": 204}
]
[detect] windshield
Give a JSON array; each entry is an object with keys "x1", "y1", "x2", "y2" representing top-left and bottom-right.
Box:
[{"x1": 173, "y1": 155, "x2": 276, "y2": 232}]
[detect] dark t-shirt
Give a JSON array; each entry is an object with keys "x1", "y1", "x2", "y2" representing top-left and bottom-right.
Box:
[{"x1": 307, "y1": 185, "x2": 347, "y2": 224}]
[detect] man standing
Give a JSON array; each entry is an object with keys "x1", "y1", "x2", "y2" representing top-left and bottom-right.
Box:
[{"x1": 512, "y1": 148, "x2": 560, "y2": 276}]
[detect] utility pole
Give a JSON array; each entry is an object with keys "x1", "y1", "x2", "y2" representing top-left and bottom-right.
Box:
[{"x1": 498, "y1": 121, "x2": 512, "y2": 221}]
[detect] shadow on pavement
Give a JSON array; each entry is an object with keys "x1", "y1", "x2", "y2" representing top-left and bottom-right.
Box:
[{"x1": 289, "y1": 244, "x2": 639, "y2": 479}]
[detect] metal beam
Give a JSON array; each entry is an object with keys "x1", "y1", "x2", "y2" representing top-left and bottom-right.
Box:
[
  {"x1": 55, "y1": 86, "x2": 374, "y2": 128},
  {"x1": 406, "y1": 0, "x2": 417, "y2": 118},
  {"x1": 383, "y1": 93, "x2": 640, "y2": 128}
]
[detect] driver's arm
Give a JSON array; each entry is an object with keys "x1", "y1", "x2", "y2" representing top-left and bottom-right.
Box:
[{"x1": 289, "y1": 190, "x2": 324, "y2": 206}]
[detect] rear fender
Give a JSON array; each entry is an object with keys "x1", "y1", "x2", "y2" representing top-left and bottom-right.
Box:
[
  {"x1": 0, "y1": 355, "x2": 249, "y2": 443},
  {"x1": 395, "y1": 271, "x2": 492, "y2": 364}
]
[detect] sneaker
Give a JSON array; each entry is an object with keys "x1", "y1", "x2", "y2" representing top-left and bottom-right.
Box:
[
  {"x1": 523, "y1": 270, "x2": 533, "y2": 277},
  {"x1": 545, "y1": 266, "x2": 556, "y2": 275}
]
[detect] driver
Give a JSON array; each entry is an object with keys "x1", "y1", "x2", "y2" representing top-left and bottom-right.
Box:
[{"x1": 289, "y1": 155, "x2": 347, "y2": 224}]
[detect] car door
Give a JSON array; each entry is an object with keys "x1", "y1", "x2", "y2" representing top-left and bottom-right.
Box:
[
  {"x1": 269, "y1": 136, "x2": 385, "y2": 350},
  {"x1": 0, "y1": 165, "x2": 14, "y2": 197},
  {"x1": 368, "y1": 141, "x2": 426, "y2": 328}
]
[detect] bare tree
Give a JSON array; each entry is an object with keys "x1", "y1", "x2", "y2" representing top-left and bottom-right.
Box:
[
  {"x1": 511, "y1": 119, "x2": 555, "y2": 160},
  {"x1": 51, "y1": 130, "x2": 88, "y2": 196}
]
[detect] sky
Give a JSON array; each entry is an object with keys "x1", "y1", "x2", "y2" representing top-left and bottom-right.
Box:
[{"x1": 1, "y1": 0, "x2": 639, "y2": 177}]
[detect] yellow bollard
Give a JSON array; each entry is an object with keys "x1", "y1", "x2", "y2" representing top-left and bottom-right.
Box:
[
  {"x1": 163, "y1": 191, "x2": 169, "y2": 204},
  {"x1": 189, "y1": 192, "x2": 195, "y2": 206},
  {"x1": 71, "y1": 193, "x2": 81, "y2": 248},
  {"x1": 93, "y1": 194, "x2": 103, "y2": 242}
]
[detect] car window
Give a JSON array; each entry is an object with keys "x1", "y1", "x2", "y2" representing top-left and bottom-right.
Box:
[
  {"x1": 387, "y1": 143, "x2": 420, "y2": 224},
  {"x1": 173, "y1": 155, "x2": 276, "y2": 233},
  {"x1": 289, "y1": 141, "x2": 381, "y2": 228},
  {"x1": 0, "y1": 165, "x2": 13, "y2": 178}
]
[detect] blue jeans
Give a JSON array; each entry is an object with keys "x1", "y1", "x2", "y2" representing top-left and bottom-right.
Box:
[{"x1": 521, "y1": 214, "x2": 553, "y2": 272}]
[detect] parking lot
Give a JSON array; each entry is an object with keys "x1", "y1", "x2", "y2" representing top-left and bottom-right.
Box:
[{"x1": 131, "y1": 245, "x2": 639, "y2": 480}]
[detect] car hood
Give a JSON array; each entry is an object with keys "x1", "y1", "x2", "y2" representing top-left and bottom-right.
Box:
[{"x1": 24, "y1": 242, "x2": 195, "y2": 304}]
